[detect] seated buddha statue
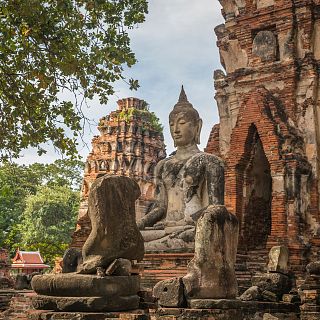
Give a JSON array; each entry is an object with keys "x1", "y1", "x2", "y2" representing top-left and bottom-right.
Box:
[{"x1": 138, "y1": 86, "x2": 225, "y2": 252}]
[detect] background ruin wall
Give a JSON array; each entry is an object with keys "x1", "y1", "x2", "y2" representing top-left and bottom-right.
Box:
[{"x1": 205, "y1": 0, "x2": 320, "y2": 275}]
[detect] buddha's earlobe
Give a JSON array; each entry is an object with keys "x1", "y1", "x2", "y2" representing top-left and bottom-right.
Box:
[{"x1": 195, "y1": 119, "x2": 202, "y2": 144}]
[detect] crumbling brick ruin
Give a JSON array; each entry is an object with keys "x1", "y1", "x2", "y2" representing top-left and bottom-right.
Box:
[
  {"x1": 0, "y1": 249, "x2": 10, "y2": 279},
  {"x1": 71, "y1": 98, "x2": 166, "y2": 248},
  {"x1": 205, "y1": 0, "x2": 320, "y2": 277}
]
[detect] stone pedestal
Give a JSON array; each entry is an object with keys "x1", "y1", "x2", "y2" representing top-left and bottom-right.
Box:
[
  {"x1": 32, "y1": 295, "x2": 140, "y2": 313},
  {"x1": 156, "y1": 300, "x2": 299, "y2": 320},
  {"x1": 27, "y1": 310, "x2": 148, "y2": 320},
  {"x1": 31, "y1": 274, "x2": 141, "y2": 312},
  {"x1": 26, "y1": 302, "x2": 299, "y2": 320}
]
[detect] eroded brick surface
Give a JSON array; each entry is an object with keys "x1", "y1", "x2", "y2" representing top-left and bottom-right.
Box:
[
  {"x1": 206, "y1": 0, "x2": 320, "y2": 276},
  {"x1": 70, "y1": 98, "x2": 166, "y2": 249}
]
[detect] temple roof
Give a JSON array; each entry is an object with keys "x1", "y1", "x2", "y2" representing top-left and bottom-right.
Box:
[{"x1": 11, "y1": 250, "x2": 49, "y2": 269}]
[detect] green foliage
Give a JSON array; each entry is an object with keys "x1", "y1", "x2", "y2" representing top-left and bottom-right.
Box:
[
  {"x1": 118, "y1": 106, "x2": 163, "y2": 133},
  {"x1": 0, "y1": 163, "x2": 41, "y2": 250},
  {"x1": 0, "y1": 159, "x2": 84, "y2": 260},
  {"x1": 118, "y1": 107, "x2": 136, "y2": 123},
  {"x1": 29, "y1": 159, "x2": 84, "y2": 190},
  {"x1": 149, "y1": 111, "x2": 163, "y2": 133},
  {"x1": 0, "y1": 0, "x2": 148, "y2": 159},
  {"x1": 19, "y1": 185, "x2": 79, "y2": 265}
]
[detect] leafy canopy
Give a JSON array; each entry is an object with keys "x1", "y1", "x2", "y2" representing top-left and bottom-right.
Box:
[
  {"x1": 19, "y1": 185, "x2": 79, "y2": 265},
  {"x1": 0, "y1": 0, "x2": 148, "y2": 159},
  {"x1": 0, "y1": 159, "x2": 84, "y2": 258}
]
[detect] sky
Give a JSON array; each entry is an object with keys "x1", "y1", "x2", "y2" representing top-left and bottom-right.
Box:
[{"x1": 16, "y1": 0, "x2": 225, "y2": 164}]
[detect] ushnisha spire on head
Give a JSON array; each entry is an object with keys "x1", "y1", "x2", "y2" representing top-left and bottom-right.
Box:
[
  {"x1": 173, "y1": 85, "x2": 194, "y2": 110},
  {"x1": 178, "y1": 85, "x2": 188, "y2": 103}
]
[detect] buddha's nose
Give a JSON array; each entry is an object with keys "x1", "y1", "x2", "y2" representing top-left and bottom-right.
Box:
[{"x1": 174, "y1": 123, "x2": 180, "y2": 133}]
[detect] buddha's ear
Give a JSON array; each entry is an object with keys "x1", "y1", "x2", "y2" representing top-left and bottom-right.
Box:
[{"x1": 195, "y1": 118, "x2": 202, "y2": 144}]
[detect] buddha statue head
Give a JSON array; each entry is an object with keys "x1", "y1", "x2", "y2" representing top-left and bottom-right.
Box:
[{"x1": 169, "y1": 86, "x2": 202, "y2": 148}]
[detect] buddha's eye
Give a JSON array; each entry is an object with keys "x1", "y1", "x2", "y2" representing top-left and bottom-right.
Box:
[
  {"x1": 169, "y1": 123, "x2": 173, "y2": 126},
  {"x1": 178, "y1": 120, "x2": 186, "y2": 124}
]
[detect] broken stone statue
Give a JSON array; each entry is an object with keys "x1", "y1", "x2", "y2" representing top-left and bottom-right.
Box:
[
  {"x1": 152, "y1": 87, "x2": 239, "y2": 307},
  {"x1": 31, "y1": 175, "x2": 144, "y2": 312},
  {"x1": 138, "y1": 86, "x2": 226, "y2": 252},
  {"x1": 240, "y1": 246, "x2": 292, "y2": 302}
]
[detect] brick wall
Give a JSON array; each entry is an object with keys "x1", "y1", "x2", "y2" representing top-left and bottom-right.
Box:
[
  {"x1": 0, "y1": 290, "x2": 35, "y2": 320},
  {"x1": 206, "y1": 0, "x2": 320, "y2": 275},
  {"x1": 204, "y1": 124, "x2": 220, "y2": 155}
]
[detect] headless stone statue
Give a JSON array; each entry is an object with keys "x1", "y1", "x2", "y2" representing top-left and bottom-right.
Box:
[
  {"x1": 80, "y1": 175, "x2": 144, "y2": 273},
  {"x1": 31, "y1": 175, "x2": 144, "y2": 312},
  {"x1": 139, "y1": 86, "x2": 225, "y2": 252}
]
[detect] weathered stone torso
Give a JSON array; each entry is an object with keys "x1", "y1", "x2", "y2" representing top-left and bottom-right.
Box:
[
  {"x1": 162, "y1": 157, "x2": 187, "y2": 224},
  {"x1": 141, "y1": 151, "x2": 224, "y2": 252},
  {"x1": 163, "y1": 156, "x2": 204, "y2": 225}
]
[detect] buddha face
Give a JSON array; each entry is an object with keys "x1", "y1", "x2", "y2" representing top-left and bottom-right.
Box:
[{"x1": 169, "y1": 111, "x2": 202, "y2": 147}]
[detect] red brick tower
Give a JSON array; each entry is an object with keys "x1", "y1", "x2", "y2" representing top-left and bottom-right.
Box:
[
  {"x1": 71, "y1": 98, "x2": 166, "y2": 248},
  {"x1": 205, "y1": 0, "x2": 320, "y2": 275}
]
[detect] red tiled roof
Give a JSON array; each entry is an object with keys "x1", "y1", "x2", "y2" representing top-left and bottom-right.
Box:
[
  {"x1": 21, "y1": 252, "x2": 43, "y2": 264},
  {"x1": 11, "y1": 250, "x2": 49, "y2": 269}
]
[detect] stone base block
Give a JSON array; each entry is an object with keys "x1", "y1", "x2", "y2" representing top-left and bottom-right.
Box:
[
  {"x1": 31, "y1": 274, "x2": 140, "y2": 297},
  {"x1": 27, "y1": 309, "x2": 148, "y2": 320},
  {"x1": 31, "y1": 274, "x2": 141, "y2": 312},
  {"x1": 300, "y1": 312, "x2": 320, "y2": 320},
  {"x1": 31, "y1": 294, "x2": 140, "y2": 312},
  {"x1": 188, "y1": 299, "x2": 299, "y2": 312},
  {"x1": 27, "y1": 302, "x2": 300, "y2": 320},
  {"x1": 157, "y1": 303, "x2": 299, "y2": 320},
  {"x1": 189, "y1": 298, "x2": 243, "y2": 309}
]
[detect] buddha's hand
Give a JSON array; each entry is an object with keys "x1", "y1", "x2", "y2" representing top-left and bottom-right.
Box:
[
  {"x1": 137, "y1": 219, "x2": 145, "y2": 230},
  {"x1": 153, "y1": 221, "x2": 165, "y2": 230}
]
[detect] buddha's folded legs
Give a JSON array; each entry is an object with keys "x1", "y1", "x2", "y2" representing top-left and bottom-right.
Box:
[{"x1": 142, "y1": 226, "x2": 195, "y2": 252}]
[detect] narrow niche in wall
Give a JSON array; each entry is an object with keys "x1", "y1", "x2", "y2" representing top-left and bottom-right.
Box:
[
  {"x1": 252, "y1": 26, "x2": 280, "y2": 62},
  {"x1": 239, "y1": 125, "x2": 272, "y2": 250}
]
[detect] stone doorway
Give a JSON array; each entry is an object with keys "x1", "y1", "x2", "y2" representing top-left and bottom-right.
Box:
[{"x1": 238, "y1": 125, "x2": 272, "y2": 251}]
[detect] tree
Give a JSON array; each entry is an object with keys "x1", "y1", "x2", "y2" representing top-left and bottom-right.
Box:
[
  {"x1": 29, "y1": 159, "x2": 84, "y2": 190},
  {"x1": 0, "y1": 163, "x2": 41, "y2": 248},
  {"x1": 18, "y1": 185, "x2": 79, "y2": 265},
  {"x1": 0, "y1": 159, "x2": 84, "y2": 253},
  {"x1": 0, "y1": 0, "x2": 148, "y2": 159}
]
